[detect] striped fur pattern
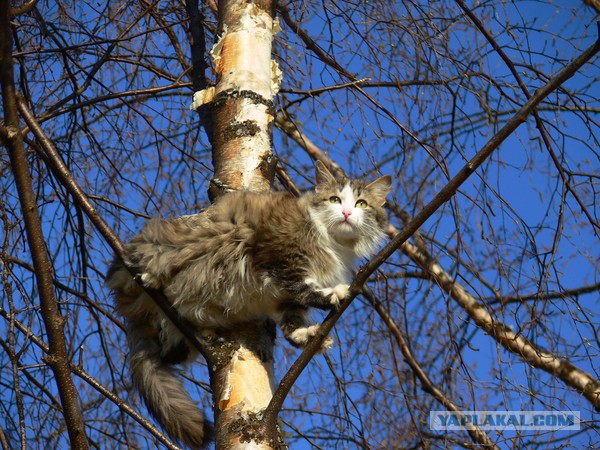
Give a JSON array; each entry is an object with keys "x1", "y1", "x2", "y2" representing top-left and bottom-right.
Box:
[{"x1": 106, "y1": 162, "x2": 391, "y2": 448}]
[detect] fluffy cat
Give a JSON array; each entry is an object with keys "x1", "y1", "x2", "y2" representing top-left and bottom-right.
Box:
[{"x1": 106, "y1": 161, "x2": 392, "y2": 449}]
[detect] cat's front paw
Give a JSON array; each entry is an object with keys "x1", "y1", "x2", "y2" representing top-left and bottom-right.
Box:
[
  {"x1": 288, "y1": 325, "x2": 333, "y2": 353},
  {"x1": 329, "y1": 284, "x2": 350, "y2": 308},
  {"x1": 136, "y1": 272, "x2": 161, "y2": 289},
  {"x1": 316, "y1": 283, "x2": 349, "y2": 308}
]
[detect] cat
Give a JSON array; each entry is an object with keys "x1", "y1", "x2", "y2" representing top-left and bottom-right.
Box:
[{"x1": 106, "y1": 161, "x2": 392, "y2": 449}]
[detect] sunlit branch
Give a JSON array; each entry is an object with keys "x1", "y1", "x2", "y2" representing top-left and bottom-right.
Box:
[
  {"x1": 267, "y1": 34, "x2": 600, "y2": 419},
  {"x1": 9, "y1": 0, "x2": 38, "y2": 17},
  {"x1": 362, "y1": 288, "x2": 500, "y2": 450},
  {"x1": 456, "y1": 0, "x2": 600, "y2": 235}
]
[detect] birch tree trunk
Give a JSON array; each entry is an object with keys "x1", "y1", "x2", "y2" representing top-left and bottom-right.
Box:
[
  {"x1": 190, "y1": 1, "x2": 282, "y2": 448},
  {"x1": 192, "y1": 0, "x2": 280, "y2": 199}
]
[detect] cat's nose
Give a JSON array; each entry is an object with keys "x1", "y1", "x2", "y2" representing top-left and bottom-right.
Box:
[{"x1": 342, "y1": 210, "x2": 352, "y2": 219}]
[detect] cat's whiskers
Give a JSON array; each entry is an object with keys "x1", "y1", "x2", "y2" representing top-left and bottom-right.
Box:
[{"x1": 106, "y1": 161, "x2": 392, "y2": 449}]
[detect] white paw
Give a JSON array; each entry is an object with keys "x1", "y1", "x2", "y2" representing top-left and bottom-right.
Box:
[
  {"x1": 316, "y1": 283, "x2": 349, "y2": 308},
  {"x1": 319, "y1": 335, "x2": 334, "y2": 352},
  {"x1": 139, "y1": 272, "x2": 161, "y2": 289},
  {"x1": 289, "y1": 325, "x2": 333, "y2": 352},
  {"x1": 330, "y1": 284, "x2": 350, "y2": 307},
  {"x1": 317, "y1": 287, "x2": 334, "y2": 300},
  {"x1": 289, "y1": 325, "x2": 317, "y2": 346}
]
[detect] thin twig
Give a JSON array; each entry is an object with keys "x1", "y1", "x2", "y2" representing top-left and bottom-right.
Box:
[
  {"x1": 265, "y1": 35, "x2": 600, "y2": 421},
  {"x1": 0, "y1": 3, "x2": 89, "y2": 447},
  {"x1": 16, "y1": 95, "x2": 211, "y2": 362},
  {"x1": 362, "y1": 288, "x2": 499, "y2": 449}
]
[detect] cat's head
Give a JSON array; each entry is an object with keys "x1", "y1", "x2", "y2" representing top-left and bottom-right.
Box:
[{"x1": 310, "y1": 161, "x2": 392, "y2": 257}]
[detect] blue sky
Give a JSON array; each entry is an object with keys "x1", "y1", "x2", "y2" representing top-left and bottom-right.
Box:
[
  {"x1": 271, "y1": 2, "x2": 599, "y2": 448},
  {"x1": 1, "y1": 1, "x2": 598, "y2": 448}
]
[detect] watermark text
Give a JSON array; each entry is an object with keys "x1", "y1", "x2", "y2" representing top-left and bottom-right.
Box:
[{"x1": 429, "y1": 410, "x2": 580, "y2": 431}]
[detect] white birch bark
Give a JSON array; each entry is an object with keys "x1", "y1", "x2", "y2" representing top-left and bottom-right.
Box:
[
  {"x1": 192, "y1": 0, "x2": 281, "y2": 197},
  {"x1": 191, "y1": 1, "x2": 282, "y2": 448}
]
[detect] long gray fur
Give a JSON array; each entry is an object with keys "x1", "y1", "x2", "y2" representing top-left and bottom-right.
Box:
[{"x1": 106, "y1": 162, "x2": 392, "y2": 448}]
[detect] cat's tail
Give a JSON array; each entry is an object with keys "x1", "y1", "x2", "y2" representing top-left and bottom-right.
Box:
[
  {"x1": 106, "y1": 262, "x2": 211, "y2": 449},
  {"x1": 127, "y1": 322, "x2": 212, "y2": 449}
]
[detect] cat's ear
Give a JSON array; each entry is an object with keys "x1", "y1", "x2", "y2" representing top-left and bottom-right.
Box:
[
  {"x1": 365, "y1": 175, "x2": 392, "y2": 206},
  {"x1": 315, "y1": 161, "x2": 336, "y2": 190}
]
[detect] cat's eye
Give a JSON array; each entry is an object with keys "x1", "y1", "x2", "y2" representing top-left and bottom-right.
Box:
[
  {"x1": 355, "y1": 199, "x2": 368, "y2": 208},
  {"x1": 329, "y1": 196, "x2": 342, "y2": 204}
]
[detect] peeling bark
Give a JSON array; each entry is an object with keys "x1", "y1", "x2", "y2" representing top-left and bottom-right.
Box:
[
  {"x1": 208, "y1": 323, "x2": 281, "y2": 450},
  {"x1": 190, "y1": 1, "x2": 283, "y2": 448},
  {"x1": 192, "y1": 0, "x2": 280, "y2": 200}
]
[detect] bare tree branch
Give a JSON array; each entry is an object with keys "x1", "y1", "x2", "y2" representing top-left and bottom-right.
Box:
[
  {"x1": 0, "y1": 3, "x2": 88, "y2": 447},
  {"x1": 267, "y1": 34, "x2": 600, "y2": 419},
  {"x1": 2, "y1": 1, "x2": 599, "y2": 448}
]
